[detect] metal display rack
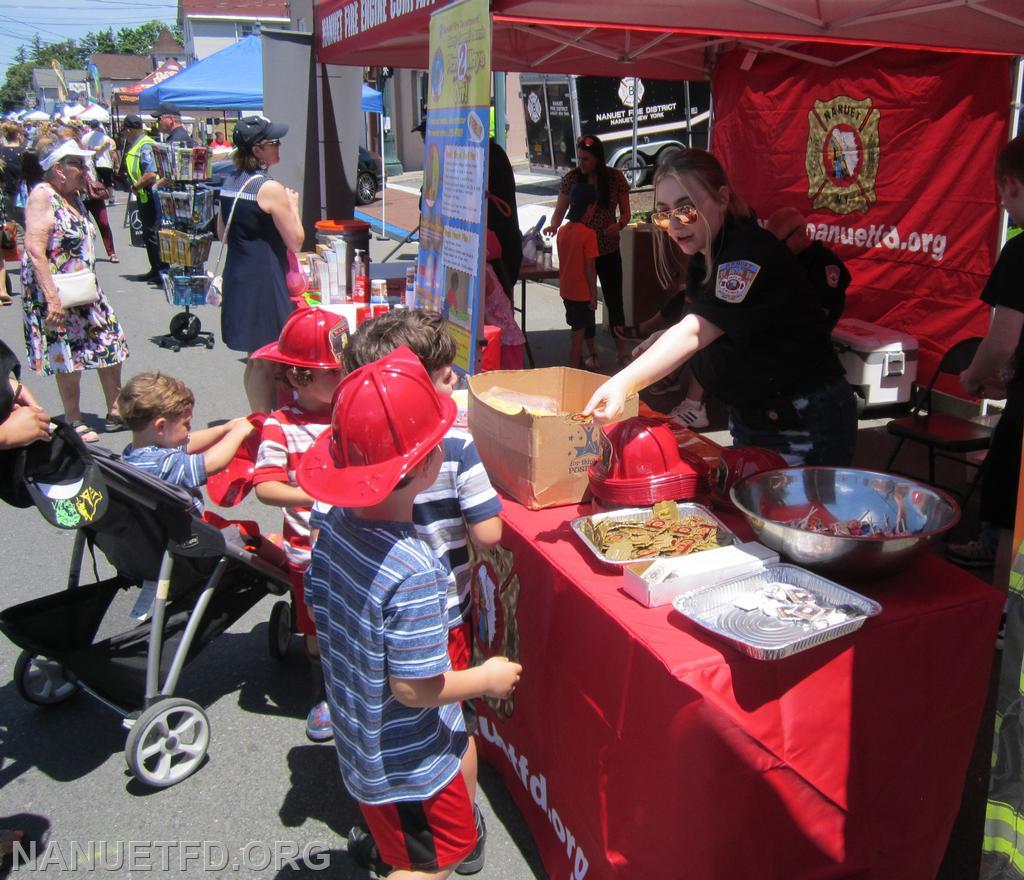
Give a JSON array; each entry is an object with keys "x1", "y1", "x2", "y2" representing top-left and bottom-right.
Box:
[{"x1": 153, "y1": 143, "x2": 217, "y2": 352}]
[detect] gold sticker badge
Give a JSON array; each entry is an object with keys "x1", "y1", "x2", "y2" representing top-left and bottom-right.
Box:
[{"x1": 806, "y1": 96, "x2": 880, "y2": 215}]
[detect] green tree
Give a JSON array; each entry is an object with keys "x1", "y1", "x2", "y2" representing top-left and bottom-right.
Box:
[{"x1": 115, "y1": 21, "x2": 178, "y2": 55}]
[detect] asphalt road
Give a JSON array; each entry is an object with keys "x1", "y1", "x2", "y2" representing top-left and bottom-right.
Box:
[{"x1": 0, "y1": 199, "x2": 546, "y2": 880}]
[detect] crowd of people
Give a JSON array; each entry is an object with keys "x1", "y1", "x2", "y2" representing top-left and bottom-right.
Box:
[{"x1": 1, "y1": 98, "x2": 1023, "y2": 879}]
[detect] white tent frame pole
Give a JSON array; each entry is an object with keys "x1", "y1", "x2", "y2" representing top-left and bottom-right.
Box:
[{"x1": 379, "y1": 108, "x2": 387, "y2": 239}]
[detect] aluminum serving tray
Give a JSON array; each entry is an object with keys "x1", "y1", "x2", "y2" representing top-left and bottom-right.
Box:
[
  {"x1": 570, "y1": 503, "x2": 735, "y2": 568},
  {"x1": 672, "y1": 562, "x2": 882, "y2": 660}
]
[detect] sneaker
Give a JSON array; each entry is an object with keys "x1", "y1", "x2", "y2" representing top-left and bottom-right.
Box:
[
  {"x1": 669, "y1": 399, "x2": 709, "y2": 430},
  {"x1": 346, "y1": 824, "x2": 390, "y2": 875},
  {"x1": 947, "y1": 539, "x2": 997, "y2": 568},
  {"x1": 455, "y1": 805, "x2": 487, "y2": 875},
  {"x1": 305, "y1": 701, "x2": 333, "y2": 742}
]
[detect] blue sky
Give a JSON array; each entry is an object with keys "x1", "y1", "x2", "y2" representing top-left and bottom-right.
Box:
[{"x1": 0, "y1": 0, "x2": 178, "y2": 84}]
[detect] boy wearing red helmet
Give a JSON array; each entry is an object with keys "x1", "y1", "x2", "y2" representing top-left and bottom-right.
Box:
[
  {"x1": 298, "y1": 348, "x2": 521, "y2": 880},
  {"x1": 250, "y1": 307, "x2": 349, "y2": 741}
]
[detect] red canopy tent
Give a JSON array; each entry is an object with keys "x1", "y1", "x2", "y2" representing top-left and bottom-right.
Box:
[
  {"x1": 315, "y1": 1, "x2": 1024, "y2": 376},
  {"x1": 317, "y1": 1, "x2": 1024, "y2": 75}
]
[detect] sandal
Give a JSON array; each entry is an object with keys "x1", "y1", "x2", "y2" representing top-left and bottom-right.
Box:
[
  {"x1": 69, "y1": 420, "x2": 100, "y2": 443},
  {"x1": 583, "y1": 355, "x2": 601, "y2": 372},
  {"x1": 614, "y1": 325, "x2": 644, "y2": 341},
  {"x1": 109, "y1": 255, "x2": 120, "y2": 263},
  {"x1": 103, "y1": 412, "x2": 128, "y2": 432}
]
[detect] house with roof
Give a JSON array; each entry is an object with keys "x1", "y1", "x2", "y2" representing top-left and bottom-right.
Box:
[
  {"x1": 89, "y1": 29, "x2": 187, "y2": 104},
  {"x1": 30, "y1": 68, "x2": 88, "y2": 109},
  {"x1": 88, "y1": 54, "x2": 152, "y2": 104},
  {"x1": 178, "y1": 0, "x2": 290, "y2": 62}
]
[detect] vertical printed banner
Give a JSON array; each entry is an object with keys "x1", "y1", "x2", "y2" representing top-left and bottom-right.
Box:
[
  {"x1": 416, "y1": 0, "x2": 491, "y2": 374},
  {"x1": 51, "y1": 59, "x2": 68, "y2": 103},
  {"x1": 712, "y1": 48, "x2": 1011, "y2": 382}
]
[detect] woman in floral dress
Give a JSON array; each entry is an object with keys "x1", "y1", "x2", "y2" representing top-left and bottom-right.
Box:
[{"x1": 22, "y1": 140, "x2": 128, "y2": 441}]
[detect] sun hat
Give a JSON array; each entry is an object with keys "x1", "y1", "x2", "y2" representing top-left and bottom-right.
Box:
[
  {"x1": 40, "y1": 140, "x2": 94, "y2": 171},
  {"x1": 233, "y1": 114, "x2": 288, "y2": 149},
  {"x1": 297, "y1": 346, "x2": 456, "y2": 507},
  {"x1": 250, "y1": 308, "x2": 350, "y2": 370}
]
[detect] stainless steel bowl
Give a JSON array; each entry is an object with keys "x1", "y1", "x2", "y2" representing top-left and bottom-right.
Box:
[{"x1": 729, "y1": 467, "x2": 960, "y2": 579}]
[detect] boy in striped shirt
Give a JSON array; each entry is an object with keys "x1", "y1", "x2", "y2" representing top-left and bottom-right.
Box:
[
  {"x1": 250, "y1": 308, "x2": 349, "y2": 742},
  {"x1": 299, "y1": 347, "x2": 521, "y2": 878}
]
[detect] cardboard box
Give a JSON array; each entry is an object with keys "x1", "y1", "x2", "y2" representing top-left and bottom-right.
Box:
[
  {"x1": 623, "y1": 541, "x2": 779, "y2": 607},
  {"x1": 468, "y1": 367, "x2": 638, "y2": 509}
]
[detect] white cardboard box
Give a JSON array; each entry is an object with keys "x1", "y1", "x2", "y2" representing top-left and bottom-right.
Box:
[
  {"x1": 623, "y1": 541, "x2": 779, "y2": 608},
  {"x1": 832, "y1": 318, "x2": 919, "y2": 407}
]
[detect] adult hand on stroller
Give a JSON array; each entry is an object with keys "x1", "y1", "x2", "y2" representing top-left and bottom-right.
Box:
[{"x1": 0, "y1": 403, "x2": 51, "y2": 448}]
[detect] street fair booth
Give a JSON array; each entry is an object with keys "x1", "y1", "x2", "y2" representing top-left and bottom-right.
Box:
[
  {"x1": 138, "y1": 36, "x2": 263, "y2": 112},
  {"x1": 112, "y1": 59, "x2": 184, "y2": 113},
  {"x1": 312, "y1": 2, "x2": 1022, "y2": 877}
]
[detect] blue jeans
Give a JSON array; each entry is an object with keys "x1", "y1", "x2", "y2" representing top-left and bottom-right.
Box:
[{"x1": 728, "y1": 377, "x2": 858, "y2": 466}]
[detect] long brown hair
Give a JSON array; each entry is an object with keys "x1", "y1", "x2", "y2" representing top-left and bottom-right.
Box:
[{"x1": 651, "y1": 148, "x2": 752, "y2": 287}]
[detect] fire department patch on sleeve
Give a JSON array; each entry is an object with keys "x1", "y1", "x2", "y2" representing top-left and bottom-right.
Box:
[
  {"x1": 825, "y1": 265, "x2": 841, "y2": 288},
  {"x1": 715, "y1": 260, "x2": 760, "y2": 303}
]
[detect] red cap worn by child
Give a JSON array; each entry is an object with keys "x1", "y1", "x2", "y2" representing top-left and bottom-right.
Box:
[
  {"x1": 297, "y1": 346, "x2": 456, "y2": 507},
  {"x1": 250, "y1": 307, "x2": 350, "y2": 369}
]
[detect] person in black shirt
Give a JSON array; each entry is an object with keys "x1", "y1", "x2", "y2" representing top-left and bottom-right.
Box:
[
  {"x1": 766, "y1": 207, "x2": 850, "y2": 330},
  {"x1": 952, "y1": 134, "x2": 1024, "y2": 583},
  {"x1": 585, "y1": 149, "x2": 856, "y2": 466},
  {"x1": 156, "y1": 103, "x2": 193, "y2": 146}
]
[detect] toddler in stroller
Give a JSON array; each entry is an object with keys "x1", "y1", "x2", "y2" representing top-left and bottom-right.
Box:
[{"x1": 0, "y1": 419, "x2": 290, "y2": 788}]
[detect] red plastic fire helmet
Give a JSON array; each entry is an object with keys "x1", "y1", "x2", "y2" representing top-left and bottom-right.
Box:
[
  {"x1": 297, "y1": 346, "x2": 456, "y2": 507},
  {"x1": 204, "y1": 412, "x2": 267, "y2": 507},
  {"x1": 250, "y1": 307, "x2": 349, "y2": 370},
  {"x1": 714, "y1": 445, "x2": 788, "y2": 508},
  {"x1": 589, "y1": 417, "x2": 709, "y2": 506}
]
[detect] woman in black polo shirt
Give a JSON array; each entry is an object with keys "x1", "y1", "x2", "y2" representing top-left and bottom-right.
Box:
[{"x1": 585, "y1": 149, "x2": 857, "y2": 466}]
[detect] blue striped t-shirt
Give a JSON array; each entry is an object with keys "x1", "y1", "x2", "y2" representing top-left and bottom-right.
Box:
[
  {"x1": 305, "y1": 506, "x2": 468, "y2": 805},
  {"x1": 122, "y1": 442, "x2": 206, "y2": 516},
  {"x1": 413, "y1": 429, "x2": 501, "y2": 628}
]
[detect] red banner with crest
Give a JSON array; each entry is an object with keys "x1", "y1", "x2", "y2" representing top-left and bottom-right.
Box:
[{"x1": 712, "y1": 48, "x2": 1012, "y2": 381}]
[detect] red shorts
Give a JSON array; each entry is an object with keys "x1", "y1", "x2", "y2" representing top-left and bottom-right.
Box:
[
  {"x1": 289, "y1": 564, "x2": 316, "y2": 636},
  {"x1": 447, "y1": 621, "x2": 472, "y2": 672},
  {"x1": 359, "y1": 772, "x2": 477, "y2": 872}
]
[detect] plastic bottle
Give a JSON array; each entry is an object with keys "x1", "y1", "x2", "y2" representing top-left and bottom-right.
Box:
[
  {"x1": 405, "y1": 266, "x2": 417, "y2": 309},
  {"x1": 352, "y1": 250, "x2": 369, "y2": 303}
]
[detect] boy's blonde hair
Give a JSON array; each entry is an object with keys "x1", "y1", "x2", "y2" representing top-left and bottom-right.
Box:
[{"x1": 117, "y1": 372, "x2": 195, "y2": 431}]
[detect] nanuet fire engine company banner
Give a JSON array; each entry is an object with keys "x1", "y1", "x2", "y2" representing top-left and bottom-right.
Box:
[{"x1": 712, "y1": 48, "x2": 1012, "y2": 380}]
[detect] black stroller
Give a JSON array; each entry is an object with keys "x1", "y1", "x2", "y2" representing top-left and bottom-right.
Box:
[{"x1": 0, "y1": 423, "x2": 291, "y2": 788}]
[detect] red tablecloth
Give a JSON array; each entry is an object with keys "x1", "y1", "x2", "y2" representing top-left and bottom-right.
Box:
[{"x1": 476, "y1": 496, "x2": 1003, "y2": 880}]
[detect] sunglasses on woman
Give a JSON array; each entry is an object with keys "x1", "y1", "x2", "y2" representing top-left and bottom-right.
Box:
[
  {"x1": 650, "y1": 205, "x2": 700, "y2": 228},
  {"x1": 260, "y1": 139, "x2": 282, "y2": 147}
]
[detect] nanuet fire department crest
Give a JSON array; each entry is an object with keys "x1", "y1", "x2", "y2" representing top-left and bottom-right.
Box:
[{"x1": 805, "y1": 95, "x2": 880, "y2": 215}]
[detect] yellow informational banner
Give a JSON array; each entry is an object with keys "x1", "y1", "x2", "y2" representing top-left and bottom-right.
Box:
[
  {"x1": 51, "y1": 58, "x2": 68, "y2": 103},
  {"x1": 414, "y1": 0, "x2": 492, "y2": 373}
]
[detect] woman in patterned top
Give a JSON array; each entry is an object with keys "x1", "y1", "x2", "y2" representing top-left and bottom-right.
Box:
[
  {"x1": 544, "y1": 134, "x2": 632, "y2": 364},
  {"x1": 21, "y1": 140, "x2": 129, "y2": 443}
]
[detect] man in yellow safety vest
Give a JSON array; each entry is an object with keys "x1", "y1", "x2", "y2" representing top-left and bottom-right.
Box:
[{"x1": 122, "y1": 114, "x2": 164, "y2": 283}]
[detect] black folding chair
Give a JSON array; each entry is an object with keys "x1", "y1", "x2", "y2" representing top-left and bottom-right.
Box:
[{"x1": 885, "y1": 337, "x2": 994, "y2": 505}]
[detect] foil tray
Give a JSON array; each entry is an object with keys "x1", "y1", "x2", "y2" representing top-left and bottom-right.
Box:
[
  {"x1": 570, "y1": 503, "x2": 735, "y2": 568},
  {"x1": 672, "y1": 562, "x2": 881, "y2": 660}
]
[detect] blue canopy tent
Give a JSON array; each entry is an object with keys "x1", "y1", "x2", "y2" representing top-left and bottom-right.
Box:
[
  {"x1": 139, "y1": 36, "x2": 263, "y2": 110},
  {"x1": 139, "y1": 35, "x2": 384, "y2": 113},
  {"x1": 361, "y1": 83, "x2": 382, "y2": 113}
]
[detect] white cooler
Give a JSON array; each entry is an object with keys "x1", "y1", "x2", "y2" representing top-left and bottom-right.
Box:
[{"x1": 831, "y1": 318, "x2": 919, "y2": 408}]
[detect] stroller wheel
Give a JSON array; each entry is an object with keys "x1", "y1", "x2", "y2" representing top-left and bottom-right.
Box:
[
  {"x1": 125, "y1": 697, "x2": 210, "y2": 788},
  {"x1": 14, "y1": 652, "x2": 79, "y2": 705},
  {"x1": 268, "y1": 600, "x2": 293, "y2": 660}
]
